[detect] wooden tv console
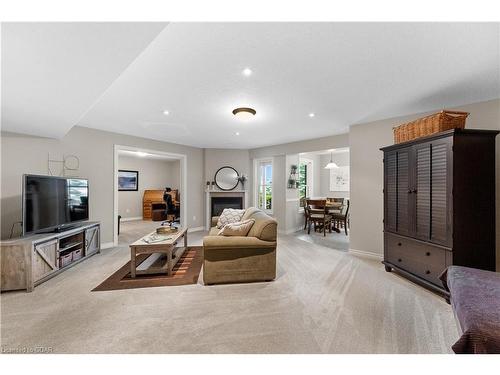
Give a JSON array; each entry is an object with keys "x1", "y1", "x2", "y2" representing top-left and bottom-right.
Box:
[{"x1": 0, "y1": 222, "x2": 100, "y2": 292}]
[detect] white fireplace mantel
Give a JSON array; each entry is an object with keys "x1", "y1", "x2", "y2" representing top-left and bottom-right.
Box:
[{"x1": 205, "y1": 189, "x2": 248, "y2": 230}]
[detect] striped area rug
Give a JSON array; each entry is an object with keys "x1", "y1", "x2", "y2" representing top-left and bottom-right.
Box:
[{"x1": 92, "y1": 246, "x2": 203, "y2": 291}]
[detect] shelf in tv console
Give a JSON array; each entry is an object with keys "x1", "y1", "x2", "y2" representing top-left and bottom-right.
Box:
[{"x1": 0, "y1": 221, "x2": 101, "y2": 292}]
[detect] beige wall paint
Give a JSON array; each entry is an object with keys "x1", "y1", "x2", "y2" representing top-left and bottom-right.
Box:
[
  {"x1": 1, "y1": 126, "x2": 204, "y2": 243},
  {"x1": 250, "y1": 135, "x2": 350, "y2": 233},
  {"x1": 117, "y1": 156, "x2": 180, "y2": 219},
  {"x1": 349, "y1": 98, "x2": 500, "y2": 270},
  {"x1": 250, "y1": 133, "x2": 349, "y2": 159},
  {"x1": 204, "y1": 148, "x2": 251, "y2": 191}
]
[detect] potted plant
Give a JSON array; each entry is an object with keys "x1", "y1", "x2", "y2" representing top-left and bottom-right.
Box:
[{"x1": 238, "y1": 174, "x2": 247, "y2": 189}]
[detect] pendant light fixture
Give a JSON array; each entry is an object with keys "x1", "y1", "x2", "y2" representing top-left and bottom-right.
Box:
[{"x1": 324, "y1": 152, "x2": 339, "y2": 169}]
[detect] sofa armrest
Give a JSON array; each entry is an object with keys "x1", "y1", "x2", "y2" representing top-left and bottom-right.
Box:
[
  {"x1": 211, "y1": 216, "x2": 220, "y2": 227},
  {"x1": 203, "y1": 235, "x2": 276, "y2": 249}
]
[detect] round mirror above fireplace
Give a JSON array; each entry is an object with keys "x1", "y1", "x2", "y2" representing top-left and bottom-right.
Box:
[{"x1": 214, "y1": 166, "x2": 239, "y2": 191}]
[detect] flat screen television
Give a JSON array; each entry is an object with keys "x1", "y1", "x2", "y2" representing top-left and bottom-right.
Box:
[{"x1": 22, "y1": 175, "x2": 89, "y2": 235}]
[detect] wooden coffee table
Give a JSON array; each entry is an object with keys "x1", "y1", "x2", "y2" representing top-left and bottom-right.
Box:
[{"x1": 129, "y1": 227, "x2": 188, "y2": 278}]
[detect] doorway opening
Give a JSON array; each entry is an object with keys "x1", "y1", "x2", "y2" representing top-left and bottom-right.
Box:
[
  {"x1": 296, "y1": 148, "x2": 350, "y2": 250},
  {"x1": 113, "y1": 145, "x2": 187, "y2": 246}
]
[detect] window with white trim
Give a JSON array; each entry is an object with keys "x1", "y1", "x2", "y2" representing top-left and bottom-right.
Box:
[
  {"x1": 299, "y1": 158, "x2": 313, "y2": 207},
  {"x1": 255, "y1": 159, "x2": 273, "y2": 212}
]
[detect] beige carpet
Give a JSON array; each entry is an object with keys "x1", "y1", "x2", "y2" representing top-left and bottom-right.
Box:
[{"x1": 0, "y1": 220, "x2": 459, "y2": 353}]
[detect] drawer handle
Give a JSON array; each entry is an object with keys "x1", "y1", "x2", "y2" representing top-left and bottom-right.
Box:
[
  {"x1": 397, "y1": 258, "x2": 402, "y2": 262},
  {"x1": 425, "y1": 270, "x2": 431, "y2": 275},
  {"x1": 426, "y1": 252, "x2": 431, "y2": 256},
  {"x1": 397, "y1": 242, "x2": 402, "y2": 247}
]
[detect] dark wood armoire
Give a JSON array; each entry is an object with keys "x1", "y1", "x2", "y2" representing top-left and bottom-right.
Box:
[{"x1": 380, "y1": 129, "x2": 498, "y2": 296}]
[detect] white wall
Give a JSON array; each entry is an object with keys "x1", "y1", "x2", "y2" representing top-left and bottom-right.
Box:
[
  {"x1": 320, "y1": 152, "x2": 350, "y2": 198},
  {"x1": 117, "y1": 156, "x2": 180, "y2": 219},
  {"x1": 285, "y1": 154, "x2": 303, "y2": 234},
  {"x1": 1, "y1": 126, "x2": 204, "y2": 244},
  {"x1": 299, "y1": 152, "x2": 321, "y2": 197},
  {"x1": 272, "y1": 155, "x2": 287, "y2": 231},
  {"x1": 349, "y1": 98, "x2": 500, "y2": 270}
]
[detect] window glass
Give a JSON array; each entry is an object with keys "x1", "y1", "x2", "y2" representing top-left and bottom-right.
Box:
[{"x1": 256, "y1": 160, "x2": 272, "y2": 211}]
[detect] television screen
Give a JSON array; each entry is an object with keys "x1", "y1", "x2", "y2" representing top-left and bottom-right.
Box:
[{"x1": 23, "y1": 175, "x2": 89, "y2": 234}]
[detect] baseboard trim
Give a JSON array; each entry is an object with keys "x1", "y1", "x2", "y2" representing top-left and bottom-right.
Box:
[
  {"x1": 120, "y1": 216, "x2": 143, "y2": 222},
  {"x1": 284, "y1": 226, "x2": 304, "y2": 235},
  {"x1": 101, "y1": 242, "x2": 115, "y2": 250},
  {"x1": 188, "y1": 226, "x2": 205, "y2": 233},
  {"x1": 349, "y1": 248, "x2": 383, "y2": 261}
]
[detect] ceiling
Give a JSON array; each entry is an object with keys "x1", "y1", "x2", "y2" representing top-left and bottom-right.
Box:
[
  {"x1": 1, "y1": 22, "x2": 167, "y2": 138},
  {"x1": 2, "y1": 23, "x2": 499, "y2": 148}
]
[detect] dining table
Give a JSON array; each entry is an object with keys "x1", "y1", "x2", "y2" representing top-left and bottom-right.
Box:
[{"x1": 309, "y1": 201, "x2": 344, "y2": 233}]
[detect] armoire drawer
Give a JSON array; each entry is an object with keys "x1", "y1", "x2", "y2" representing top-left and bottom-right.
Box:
[{"x1": 385, "y1": 233, "x2": 450, "y2": 286}]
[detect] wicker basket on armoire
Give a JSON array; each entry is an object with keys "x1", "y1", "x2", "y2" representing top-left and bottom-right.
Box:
[{"x1": 393, "y1": 110, "x2": 469, "y2": 144}]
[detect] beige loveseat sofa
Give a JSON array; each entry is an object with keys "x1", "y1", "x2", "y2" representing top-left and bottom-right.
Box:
[{"x1": 203, "y1": 207, "x2": 277, "y2": 285}]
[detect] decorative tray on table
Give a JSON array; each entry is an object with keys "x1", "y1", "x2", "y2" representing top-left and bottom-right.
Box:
[{"x1": 156, "y1": 226, "x2": 178, "y2": 235}]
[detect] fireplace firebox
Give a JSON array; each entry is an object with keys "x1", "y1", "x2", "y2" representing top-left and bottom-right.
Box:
[{"x1": 211, "y1": 197, "x2": 243, "y2": 217}]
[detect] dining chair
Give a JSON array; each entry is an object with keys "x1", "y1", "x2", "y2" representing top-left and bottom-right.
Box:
[
  {"x1": 327, "y1": 197, "x2": 345, "y2": 205},
  {"x1": 331, "y1": 199, "x2": 350, "y2": 235},
  {"x1": 303, "y1": 204, "x2": 311, "y2": 230},
  {"x1": 306, "y1": 199, "x2": 332, "y2": 236}
]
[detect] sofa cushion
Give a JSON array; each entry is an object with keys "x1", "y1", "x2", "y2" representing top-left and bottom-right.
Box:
[
  {"x1": 241, "y1": 207, "x2": 261, "y2": 221},
  {"x1": 216, "y1": 208, "x2": 245, "y2": 229},
  {"x1": 209, "y1": 227, "x2": 220, "y2": 236},
  {"x1": 246, "y1": 209, "x2": 277, "y2": 242},
  {"x1": 218, "y1": 219, "x2": 255, "y2": 237}
]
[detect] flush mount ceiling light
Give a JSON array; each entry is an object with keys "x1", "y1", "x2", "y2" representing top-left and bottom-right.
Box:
[
  {"x1": 242, "y1": 68, "x2": 252, "y2": 76},
  {"x1": 163, "y1": 110, "x2": 169, "y2": 115},
  {"x1": 324, "y1": 152, "x2": 339, "y2": 169},
  {"x1": 232, "y1": 107, "x2": 256, "y2": 120},
  {"x1": 309, "y1": 113, "x2": 315, "y2": 118}
]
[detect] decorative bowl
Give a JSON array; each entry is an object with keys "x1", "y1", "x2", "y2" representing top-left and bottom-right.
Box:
[{"x1": 156, "y1": 226, "x2": 178, "y2": 234}]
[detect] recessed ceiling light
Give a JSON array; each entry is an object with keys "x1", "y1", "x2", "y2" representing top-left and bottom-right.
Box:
[
  {"x1": 163, "y1": 110, "x2": 169, "y2": 115},
  {"x1": 232, "y1": 107, "x2": 256, "y2": 120},
  {"x1": 235, "y1": 132, "x2": 240, "y2": 136},
  {"x1": 309, "y1": 113, "x2": 315, "y2": 118},
  {"x1": 242, "y1": 68, "x2": 252, "y2": 76}
]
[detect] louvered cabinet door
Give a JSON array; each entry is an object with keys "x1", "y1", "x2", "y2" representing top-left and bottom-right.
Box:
[
  {"x1": 429, "y1": 139, "x2": 452, "y2": 246},
  {"x1": 396, "y1": 148, "x2": 411, "y2": 236},
  {"x1": 384, "y1": 151, "x2": 397, "y2": 232},
  {"x1": 384, "y1": 148, "x2": 411, "y2": 235},
  {"x1": 414, "y1": 143, "x2": 431, "y2": 240}
]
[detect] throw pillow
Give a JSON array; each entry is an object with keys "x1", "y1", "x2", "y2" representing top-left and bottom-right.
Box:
[
  {"x1": 218, "y1": 219, "x2": 255, "y2": 237},
  {"x1": 216, "y1": 208, "x2": 245, "y2": 228}
]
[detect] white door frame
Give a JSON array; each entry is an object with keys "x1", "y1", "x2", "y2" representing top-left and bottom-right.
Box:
[{"x1": 113, "y1": 144, "x2": 187, "y2": 247}]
